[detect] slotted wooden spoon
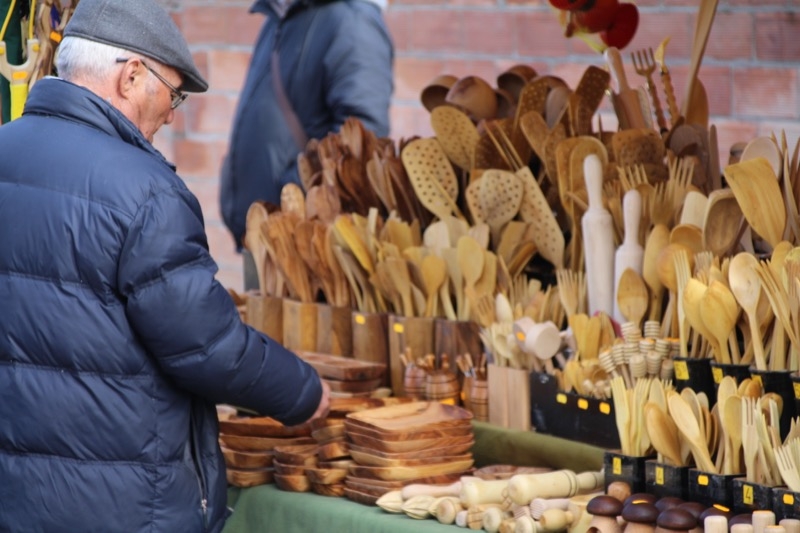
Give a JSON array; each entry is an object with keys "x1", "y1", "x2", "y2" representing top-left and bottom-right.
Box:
[{"x1": 401, "y1": 138, "x2": 464, "y2": 221}]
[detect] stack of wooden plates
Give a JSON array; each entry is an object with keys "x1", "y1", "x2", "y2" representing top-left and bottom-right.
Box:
[
  {"x1": 273, "y1": 444, "x2": 318, "y2": 493},
  {"x1": 343, "y1": 401, "x2": 475, "y2": 505},
  {"x1": 219, "y1": 416, "x2": 314, "y2": 488},
  {"x1": 297, "y1": 351, "x2": 387, "y2": 398},
  {"x1": 306, "y1": 416, "x2": 351, "y2": 497}
]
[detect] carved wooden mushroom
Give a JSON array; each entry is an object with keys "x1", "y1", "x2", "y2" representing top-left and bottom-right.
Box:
[
  {"x1": 654, "y1": 497, "x2": 684, "y2": 513},
  {"x1": 654, "y1": 508, "x2": 697, "y2": 533},
  {"x1": 623, "y1": 494, "x2": 657, "y2": 507},
  {"x1": 586, "y1": 495, "x2": 624, "y2": 533},
  {"x1": 621, "y1": 502, "x2": 659, "y2": 533},
  {"x1": 677, "y1": 502, "x2": 706, "y2": 533},
  {"x1": 606, "y1": 482, "x2": 632, "y2": 503}
]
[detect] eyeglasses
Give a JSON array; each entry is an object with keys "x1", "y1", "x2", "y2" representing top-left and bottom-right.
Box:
[{"x1": 115, "y1": 57, "x2": 187, "y2": 110}]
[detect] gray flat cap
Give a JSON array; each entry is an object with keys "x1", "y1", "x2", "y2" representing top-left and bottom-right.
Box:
[{"x1": 63, "y1": 0, "x2": 208, "y2": 92}]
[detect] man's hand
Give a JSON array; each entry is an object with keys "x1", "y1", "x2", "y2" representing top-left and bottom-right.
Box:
[{"x1": 307, "y1": 379, "x2": 331, "y2": 423}]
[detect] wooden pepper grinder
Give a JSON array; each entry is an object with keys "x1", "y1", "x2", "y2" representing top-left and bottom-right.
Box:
[{"x1": 582, "y1": 153, "x2": 615, "y2": 317}]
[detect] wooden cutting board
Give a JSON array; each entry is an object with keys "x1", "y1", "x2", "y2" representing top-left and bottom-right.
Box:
[
  {"x1": 297, "y1": 351, "x2": 386, "y2": 381},
  {"x1": 345, "y1": 401, "x2": 473, "y2": 434}
]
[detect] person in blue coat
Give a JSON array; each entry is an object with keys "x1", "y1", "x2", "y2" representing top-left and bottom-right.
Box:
[
  {"x1": 219, "y1": 0, "x2": 394, "y2": 277},
  {"x1": 0, "y1": 1, "x2": 329, "y2": 532}
]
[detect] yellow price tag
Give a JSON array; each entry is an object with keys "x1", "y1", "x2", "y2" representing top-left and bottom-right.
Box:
[
  {"x1": 556, "y1": 393, "x2": 567, "y2": 404},
  {"x1": 599, "y1": 402, "x2": 611, "y2": 415},
  {"x1": 698, "y1": 475, "x2": 709, "y2": 486},
  {"x1": 785, "y1": 494, "x2": 795, "y2": 505},
  {"x1": 50, "y1": 31, "x2": 62, "y2": 43},
  {"x1": 439, "y1": 398, "x2": 456, "y2": 406},
  {"x1": 578, "y1": 399, "x2": 588, "y2": 410},
  {"x1": 794, "y1": 382, "x2": 800, "y2": 400},
  {"x1": 354, "y1": 314, "x2": 366, "y2": 325},
  {"x1": 612, "y1": 457, "x2": 622, "y2": 475},
  {"x1": 673, "y1": 360, "x2": 689, "y2": 381},
  {"x1": 712, "y1": 367, "x2": 723, "y2": 384},
  {"x1": 393, "y1": 323, "x2": 404, "y2": 334},
  {"x1": 516, "y1": 331, "x2": 526, "y2": 342},
  {"x1": 655, "y1": 466, "x2": 664, "y2": 485},
  {"x1": 743, "y1": 484, "x2": 753, "y2": 505}
]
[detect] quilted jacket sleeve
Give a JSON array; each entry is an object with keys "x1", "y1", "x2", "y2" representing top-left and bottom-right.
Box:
[
  {"x1": 322, "y1": 3, "x2": 393, "y2": 137},
  {"x1": 117, "y1": 184, "x2": 321, "y2": 426}
]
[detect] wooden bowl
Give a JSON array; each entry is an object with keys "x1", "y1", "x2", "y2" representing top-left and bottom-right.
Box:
[
  {"x1": 221, "y1": 446, "x2": 274, "y2": 469},
  {"x1": 219, "y1": 416, "x2": 311, "y2": 438},
  {"x1": 445, "y1": 76, "x2": 497, "y2": 121},
  {"x1": 346, "y1": 431, "x2": 474, "y2": 454},
  {"x1": 219, "y1": 434, "x2": 315, "y2": 452},
  {"x1": 311, "y1": 482, "x2": 346, "y2": 497},
  {"x1": 273, "y1": 460, "x2": 308, "y2": 476},
  {"x1": 226, "y1": 467, "x2": 274, "y2": 488},
  {"x1": 420, "y1": 74, "x2": 458, "y2": 112},
  {"x1": 273, "y1": 444, "x2": 319, "y2": 466},
  {"x1": 304, "y1": 467, "x2": 348, "y2": 485},
  {"x1": 274, "y1": 473, "x2": 311, "y2": 492}
]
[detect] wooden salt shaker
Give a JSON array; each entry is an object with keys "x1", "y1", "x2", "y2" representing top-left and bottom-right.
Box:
[{"x1": 582, "y1": 153, "x2": 615, "y2": 316}]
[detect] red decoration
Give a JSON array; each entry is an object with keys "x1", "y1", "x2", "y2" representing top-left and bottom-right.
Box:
[{"x1": 549, "y1": 0, "x2": 639, "y2": 50}]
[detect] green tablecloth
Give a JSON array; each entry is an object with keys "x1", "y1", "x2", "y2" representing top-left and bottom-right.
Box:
[{"x1": 222, "y1": 421, "x2": 605, "y2": 533}]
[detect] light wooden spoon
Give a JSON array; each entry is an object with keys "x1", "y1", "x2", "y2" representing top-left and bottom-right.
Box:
[
  {"x1": 699, "y1": 280, "x2": 739, "y2": 365},
  {"x1": 457, "y1": 235, "x2": 485, "y2": 320},
  {"x1": 616, "y1": 268, "x2": 649, "y2": 328},
  {"x1": 644, "y1": 402, "x2": 684, "y2": 466},
  {"x1": 728, "y1": 251, "x2": 767, "y2": 371},
  {"x1": 421, "y1": 255, "x2": 447, "y2": 318},
  {"x1": 643, "y1": 224, "x2": 671, "y2": 321},
  {"x1": 667, "y1": 391, "x2": 717, "y2": 473},
  {"x1": 683, "y1": 277, "x2": 719, "y2": 358}
]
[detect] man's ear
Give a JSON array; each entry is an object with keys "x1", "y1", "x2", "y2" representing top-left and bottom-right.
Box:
[{"x1": 117, "y1": 60, "x2": 145, "y2": 101}]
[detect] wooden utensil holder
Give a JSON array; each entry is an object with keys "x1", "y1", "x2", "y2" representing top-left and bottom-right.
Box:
[
  {"x1": 425, "y1": 369, "x2": 460, "y2": 404},
  {"x1": 434, "y1": 318, "x2": 482, "y2": 374},
  {"x1": 282, "y1": 299, "x2": 318, "y2": 352},
  {"x1": 469, "y1": 378, "x2": 488, "y2": 421},
  {"x1": 351, "y1": 311, "x2": 389, "y2": 387},
  {"x1": 487, "y1": 364, "x2": 530, "y2": 431},
  {"x1": 244, "y1": 291, "x2": 283, "y2": 344},
  {"x1": 388, "y1": 315, "x2": 435, "y2": 397},
  {"x1": 316, "y1": 303, "x2": 352, "y2": 357}
]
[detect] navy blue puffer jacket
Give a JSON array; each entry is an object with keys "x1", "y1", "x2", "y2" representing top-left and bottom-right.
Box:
[
  {"x1": 220, "y1": 0, "x2": 394, "y2": 248},
  {"x1": 0, "y1": 78, "x2": 322, "y2": 533}
]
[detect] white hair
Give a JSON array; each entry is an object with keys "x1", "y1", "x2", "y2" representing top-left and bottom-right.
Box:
[{"x1": 56, "y1": 36, "x2": 142, "y2": 84}]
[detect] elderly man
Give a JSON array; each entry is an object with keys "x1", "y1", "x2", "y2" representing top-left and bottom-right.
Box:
[{"x1": 0, "y1": 1, "x2": 329, "y2": 532}]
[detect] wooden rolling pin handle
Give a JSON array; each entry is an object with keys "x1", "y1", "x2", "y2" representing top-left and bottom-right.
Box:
[
  {"x1": 402, "y1": 480, "x2": 462, "y2": 500},
  {"x1": 507, "y1": 470, "x2": 580, "y2": 506},
  {"x1": 540, "y1": 508, "x2": 576, "y2": 532},
  {"x1": 460, "y1": 477, "x2": 509, "y2": 507}
]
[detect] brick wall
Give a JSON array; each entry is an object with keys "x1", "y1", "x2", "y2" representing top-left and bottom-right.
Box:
[{"x1": 156, "y1": 0, "x2": 800, "y2": 291}]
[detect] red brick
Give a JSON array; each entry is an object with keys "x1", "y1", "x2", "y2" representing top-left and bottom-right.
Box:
[
  {"x1": 408, "y1": 10, "x2": 464, "y2": 52},
  {"x1": 626, "y1": 13, "x2": 692, "y2": 60},
  {"x1": 191, "y1": 51, "x2": 210, "y2": 93},
  {"x1": 441, "y1": 59, "x2": 499, "y2": 84},
  {"x1": 733, "y1": 67, "x2": 797, "y2": 119},
  {"x1": 462, "y1": 11, "x2": 517, "y2": 55},
  {"x1": 516, "y1": 12, "x2": 572, "y2": 58},
  {"x1": 550, "y1": 62, "x2": 597, "y2": 91},
  {"x1": 755, "y1": 13, "x2": 800, "y2": 62},
  {"x1": 391, "y1": 104, "x2": 434, "y2": 140},
  {"x1": 714, "y1": 119, "x2": 761, "y2": 163},
  {"x1": 705, "y1": 12, "x2": 752, "y2": 61},
  {"x1": 178, "y1": 6, "x2": 256, "y2": 45},
  {"x1": 385, "y1": 10, "x2": 412, "y2": 51},
  {"x1": 174, "y1": 139, "x2": 228, "y2": 180},
  {"x1": 394, "y1": 57, "x2": 449, "y2": 101},
  {"x1": 184, "y1": 94, "x2": 239, "y2": 135},
  {"x1": 207, "y1": 49, "x2": 253, "y2": 92},
  {"x1": 225, "y1": 9, "x2": 264, "y2": 46}
]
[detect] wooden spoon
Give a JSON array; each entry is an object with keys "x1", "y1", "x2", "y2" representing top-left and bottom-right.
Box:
[
  {"x1": 728, "y1": 251, "x2": 767, "y2": 371},
  {"x1": 421, "y1": 255, "x2": 447, "y2": 318},
  {"x1": 616, "y1": 268, "x2": 649, "y2": 328},
  {"x1": 644, "y1": 402, "x2": 684, "y2": 466},
  {"x1": 457, "y1": 236, "x2": 485, "y2": 320},
  {"x1": 683, "y1": 277, "x2": 718, "y2": 358},
  {"x1": 724, "y1": 158, "x2": 787, "y2": 250},
  {"x1": 699, "y1": 280, "x2": 739, "y2": 365},
  {"x1": 667, "y1": 391, "x2": 717, "y2": 473},
  {"x1": 643, "y1": 224, "x2": 670, "y2": 321},
  {"x1": 703, "y1": 188, "x2": 743, "y2": 257},
  {"x1": 722, "y1": 395, "x2": 743, "y2": 473}
]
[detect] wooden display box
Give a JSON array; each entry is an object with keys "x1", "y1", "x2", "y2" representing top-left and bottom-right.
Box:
[
  {"x1": 731, "y1": 477, "x2": 774, "y2": 514},
  {"x1": 604, "y1": 451, "x2": 653, "y2": 494},
  {"x1": 645, "y1": 460, "x2": 689, "y2": 500},
  {"x1": 687, "y1": 469, "x2": 738, "y2": 508}
]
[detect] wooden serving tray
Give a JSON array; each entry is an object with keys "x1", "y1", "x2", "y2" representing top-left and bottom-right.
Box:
[
  {"x1": 274, "y1": 473, "x2": 311, "y2": 492},
  {"x1": 344, "y1": 486, "x2": 379, "y2": 506},
  {"x1": 297, "y1": 351, "x2": 386, "y2": 381},
  {"x1": 324, "y1": 378, "x2": 383, "y2": 394},
  {"x1": 219, "y1": 416, "x2": 311, "y2": 438},
  {"x1": 347, "y1": 441, "x2": 474, "y2": 465},
  {"x1": 219, "y1": 434, "x2": 316, "y2": 452},
  {"x1": 328, "y1": 396, "x2": 414, "y2": 417},
  {"x1": 273, "y1": 444, "x2": 319, "y2": 466},
  {"x1": 221, "y1": 446, "x2": 274, "y2": 469},
  {"x1": 344, "y1": 470, "x2": 469, "y2": 495},
  {"x1": 226, "y1": 467, "x2": 274, "y2": 488},
  {"x1": 311, "y1": 482, "x2": 345, "y2": 497},
  {"x1": 348, "y1": 457, "x2": 474, "y2": 481},
  {"x1": 344, "y1": 420, "x2": 472, "y2": 442},
  {"x1": 349, "y1": 449, "x2": 473, "y2": 468},
  {"x1": 345, "y1": 401, "x2": 473, "y2": 434},
  {"x1": 311, "y1": 424, "x2": 346, "y2": 443},
  {"x1": 273, "y1": 460, "x2": 308, "y2": 476},
  {"x1": 304, "y1": 466, "x2": 348, "y2": 485},
  {"x1": 345, "y1": 431, "x2": 474, "y2": 454}
]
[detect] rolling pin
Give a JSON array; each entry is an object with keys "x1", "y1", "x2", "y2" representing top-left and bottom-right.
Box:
[
  {"x1": 461, "y1": 477, "x2": 510, "y2": 507},
  {"x1": 581, "y1": 154, "x2": 616, "y2": 317},
  {"x1": 612, "y1": 188, "x2": 644, "y2": 324},
  {"x1": 402, "y1": 479, "x2": 463, "y2": 500},
  {"x1": 507, "y1": 470, "x2": 603, "y2": 506}
]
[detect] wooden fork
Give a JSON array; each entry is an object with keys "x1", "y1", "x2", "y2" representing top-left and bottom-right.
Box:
[{"x1": 631, "y1": 48, "x2": 667, "y2": 132}]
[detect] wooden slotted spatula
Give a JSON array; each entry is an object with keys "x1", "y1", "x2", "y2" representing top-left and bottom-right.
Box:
[
  {"x1": 401, "y1": 137, "x2": 464, "y2": 221},
  {"x1": 430, "y1": 105, "x2": 479, "y2": 171},
  {"x1": 478, "y1": 169, "x2": 524, "y2": 246}
]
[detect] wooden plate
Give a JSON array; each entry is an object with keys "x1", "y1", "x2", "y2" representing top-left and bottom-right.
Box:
[
  {"x1": 347, "y1": 442, "x2": 474, "y2": 466},
  {"x1": 344, "y1": 487, "x2": 379, "y2": 506},
  {"x1": 344, "y1": 421, "x2": 472, "y2": 442},
  {"x1": 310, "y1": 416, "x2": 346, "y2": 431},
  {"x1": 318, "y1": 458, "x2": 355, "y2": 470},
  {"x1": 318, "y1": 440, "x2": 350, "y2": 461},
  {"x1": 346, "y1": 431, "x2": 474, "y2": 454},
  {"x1": 221, "y1": 446, "x2": 274, "y2": 469},
  {"x1": 311, "y1": 424, "x2": 346, "y2": 443},
  {"x1": 349, "y1": 448, "x2": 473, "y2": 468},
  {"x1": 226, "y1": 467, "x2": 274, "y2": 488},
  {"x1": 344, "y1": 470, "x2": 469, "y2": 497},
  {"x1": 324, "y1": 378, "x2": 382, "y2": 394},
  {"x1": 348, "y1": 457, "x2": 474, "y2": 481},
  {"x1": 274, "y1": 460, "x2": 308, "y2": 476},
  {"x1": 219, "y1": 416, "x2": 311, "y2": 438},
  {"x1": 328, "y1": 396, "x2": 415, "y2": 417},
  {"x1": 274, "y1": 473, "x2": 311, "y2": 492},
  {"x1": 297, "y1": 351, "x2": 386, "y2": 381},
  {"x1": 273, "y1": 444, "x2": 319, "y2": 466},
  {"x1": 305, "y1": 467, "x2": 348, "y2": 485},
  {"x1": 311, "y1": 482, "x2": 346, "y2": 497},
  {"x1": 345, "y1": 401, "x2": 473, "y2": 434},
  {"x1": 219, "y1": 434, "x2": 316, "y2": 452}
]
